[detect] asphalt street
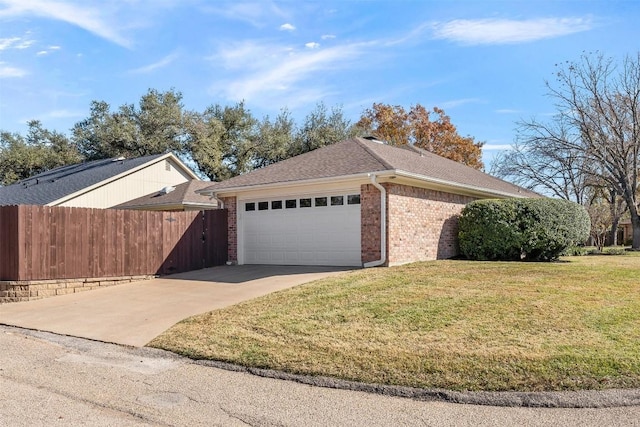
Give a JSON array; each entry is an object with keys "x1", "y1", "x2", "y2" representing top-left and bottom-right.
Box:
[{"x1": 1, "y1": 325, "x2": 640, "y2": 427}]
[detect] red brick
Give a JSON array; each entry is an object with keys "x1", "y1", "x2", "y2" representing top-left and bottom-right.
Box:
[
  {"x1": 361, "y1": 183, "x2": 383, "y2": 264},
  {"x1": 221, "y1": 197, "x2": 237, "y2": 263},
  {"x1": 386, "y1": 183, "x2": 475, "y2": 264}
]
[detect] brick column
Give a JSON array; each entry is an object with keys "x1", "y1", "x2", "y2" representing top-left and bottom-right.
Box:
[
  {"x1": 220, "y1": 197, "x2": 237, "y2": 263},
  {"x1": 360, "y1": 184, "x2": 384, "y2": 264}
]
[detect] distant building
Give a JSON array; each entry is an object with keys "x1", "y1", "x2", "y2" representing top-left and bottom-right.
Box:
[{"x1": 0, "y1": 153, "x2": 200, "y2": 209}]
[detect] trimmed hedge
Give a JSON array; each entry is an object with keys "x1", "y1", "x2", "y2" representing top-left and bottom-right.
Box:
[{"x1": 458, "y1": 198, "x2": 590, "y2": 261}]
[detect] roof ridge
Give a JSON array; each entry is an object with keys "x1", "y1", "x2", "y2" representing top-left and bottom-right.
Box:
[{"x1": 353, "y1": 137, "x2": 395, "y2": 170}]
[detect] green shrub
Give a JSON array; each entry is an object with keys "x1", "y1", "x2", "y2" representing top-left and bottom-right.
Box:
[
  {"x1": 604, "y1": 247, "x2": 627, "y2": 256},
  {"x1": 458, "y1": 198, "x2": 590, "y2": 261},
  {"x1": 562, "y1": 246, "x2": 587, "y2": 256}
]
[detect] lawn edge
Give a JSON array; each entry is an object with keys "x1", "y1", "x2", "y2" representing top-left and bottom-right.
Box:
[{"x1": 191, "y1": 358, "x2": 640, "y2": 409}]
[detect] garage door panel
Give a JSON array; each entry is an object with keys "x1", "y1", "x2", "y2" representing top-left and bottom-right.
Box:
[{"x1": 242, "y1": 193, "x2": 361, "y2": 266}]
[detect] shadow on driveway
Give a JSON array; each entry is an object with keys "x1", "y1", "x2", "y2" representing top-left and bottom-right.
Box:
[{"x1": 166, "y1": 264, "x2": 355, "y2": 284}]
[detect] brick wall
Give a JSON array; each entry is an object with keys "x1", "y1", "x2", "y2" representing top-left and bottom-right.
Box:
[
  {"x1": 360, "y1": 183, "x2": 384, "y2": 264},
  {"x1": 221, "y1": 196, "x2": 238, "y2": 263},
  {"x1": 386, "y1": 184, "x2": 476, "y2": 264},
  {"x1": 0, "y1": 275, "x2": 154, "y2": 304}
]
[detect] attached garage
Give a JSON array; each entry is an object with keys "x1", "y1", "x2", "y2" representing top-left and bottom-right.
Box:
[
  {"x1": 198, "y1": 137, "x2": 539, "y2": 267},
  {"x1": 240, "y1": 192, "x2": 362, "y2": 266}
]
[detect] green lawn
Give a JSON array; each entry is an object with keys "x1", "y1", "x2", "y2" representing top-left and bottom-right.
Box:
[{"x1": 149, "y1": 253, "x2": 640, "y2": 392}]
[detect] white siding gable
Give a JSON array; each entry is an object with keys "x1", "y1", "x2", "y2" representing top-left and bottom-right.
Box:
[{"x1": 56, "y1": 158, "x2": 193, "y2": 209}]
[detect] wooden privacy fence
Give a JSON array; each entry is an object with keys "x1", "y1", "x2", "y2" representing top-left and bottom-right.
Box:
[{"x1": 0, "y1": 205, "x2": 227, "y2": 281}]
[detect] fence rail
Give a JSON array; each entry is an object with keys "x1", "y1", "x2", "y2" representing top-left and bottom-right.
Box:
[{"x1": 0, "y1": 205, "x2": 227, "y2": 281}]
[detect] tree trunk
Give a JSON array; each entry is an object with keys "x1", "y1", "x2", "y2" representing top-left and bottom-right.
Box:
[
  {"x1": 631, "y1": 210, "x2": 640, "y2": 250},
  {"x1": 609, "y1": 217, "x2": 620, "y2": 246}
]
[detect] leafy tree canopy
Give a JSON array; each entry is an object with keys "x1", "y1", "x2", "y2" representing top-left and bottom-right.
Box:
[
  {"x1": 355, "y1": 103, "x2": 484, "y2": 170},
  {"x1": 72, "y1": 88, "x2": 185, "y2": 160},
  {"x1": 0, "y1": 120, "x2": 82, "y2": 185},
  {"x1": 2, "y1": 93, "x2": 487, "y2": 186}
]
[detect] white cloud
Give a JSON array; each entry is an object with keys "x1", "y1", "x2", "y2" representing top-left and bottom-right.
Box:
[
  {"x1": 0, "y1": 0, "x2": 132, "y2": 47},
  {"x1": 305, "y1": 42, "x2": 320, "y2": 49},
  {"x1": 0, "y1": 36, "x2": 34, "y2": 50},
  {"x1": 280, "y1": 23, "x2": 295, "y2": 31},
  {"x1": 321, "y1": 34, "x2": 336, "y2": 40},
  {"x1": 483, "y1": 143, "x2": 514, "y2": 151},
  {"x1": 0, "y1": 62, "x2": 27, "y2": 77},
  {"x1": 35, "y1": 44, "x2": 62, "y2": 56},
  {"x1": 431, "y1": 17, "x2": 593, "y2": 45},
  {"x1": 15, "y1": 39, "x2": 35, "y2": 49},
  {"x1": 129, "y1": 52, "x2": 179, "y2": 74},
  {"x1": 439, "y1": 98, "x2": 482, "y2": 109},
  {"x1": 0, "y1": 37, "x2": 21, "y2": 50},
  {"x1": 209, "y1": 40, "x2": 371, "y2": 108},
  {"x1": 204, "y1": 2, "x2": 289, "y2": 28}
]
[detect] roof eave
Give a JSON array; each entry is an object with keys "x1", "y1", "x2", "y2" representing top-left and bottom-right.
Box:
[
  {"x1": 196, "y1": 172, "x2": 388, "y2": 197},
  {"x1": 392, "y1": 170, "x2": 535, "y2": 199},
  {"x1": 114, "y1": 201, "x2": 218, "y2": 211},
  {"x1": 198, "y1": 169, "x2": 532, "y2": 200}
]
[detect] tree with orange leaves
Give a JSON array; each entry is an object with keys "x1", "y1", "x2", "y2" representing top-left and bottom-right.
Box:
[{"x1": 355, "y1": 103, "x2": 484, "y2": 170}]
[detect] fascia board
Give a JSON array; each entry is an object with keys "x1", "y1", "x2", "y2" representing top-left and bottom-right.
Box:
[
  {"x1": 392, "y1": 170, "x2": 532, "y2": 199},
  {"x1": 196, "y1": 172, "x2": 391, "y2": 197}
]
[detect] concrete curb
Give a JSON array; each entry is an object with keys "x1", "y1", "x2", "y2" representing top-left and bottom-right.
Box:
[
  {"x1": 6, "y1": 325, "x2": 640, "y2": 408},
  {"x1": 193, "y1": 360, "x2": 640, "y2": 408}
]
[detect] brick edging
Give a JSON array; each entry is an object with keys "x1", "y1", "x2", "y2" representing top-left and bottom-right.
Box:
[{"x1": 0, "y1": 275, "x2": 156, "y2": 304}]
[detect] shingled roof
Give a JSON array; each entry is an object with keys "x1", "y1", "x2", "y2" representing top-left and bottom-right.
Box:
[
  {"x1": 114, "y1": 180, "x2": 218, "y2": 210},
  {"x1": 200, "y1": 137, "x2": 539, "y2": 198},
  {"x1": 0, "y1": 153, "x2": 193, "y2": 206}
]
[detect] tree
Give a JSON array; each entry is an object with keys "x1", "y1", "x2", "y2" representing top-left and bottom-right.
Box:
[
  {"x1": 510, "y1": 52, "x2": 640, "y2": 249},
  {"x1": 72, "y1": 88, "x2": 186, "y2": 160},
  {"x1": 0, "y1": 120, "x2": 81, "y2": 185},
  {"x1": 290, "y1": 103, "x2": 356, "y2": 157},
  {"x1": 253, "y1": 109, "x2": 295, "y2": 169},
  {"x1": 586, "y1": 187, "x2": 627, "y2": 250},
  {"x1": 185, "y1": 102, "x2": 257, "y2": 181},
  {"x1": 355, "y1": 103, "x2": 484, "y2": 169},
  {"x1": 490, "y1": 125, "x2": 591, "y2": 204}
]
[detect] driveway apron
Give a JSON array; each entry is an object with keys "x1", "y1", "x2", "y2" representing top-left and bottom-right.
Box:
[{"x1": 0, "y1": 265, "x2": 350, "y2": 347}]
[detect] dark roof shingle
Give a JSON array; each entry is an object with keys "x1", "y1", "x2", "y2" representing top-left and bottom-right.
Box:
[
  {"x1": 114, "y1": 180, "x2": 217, "y2": 210},
  {"x1": 0, "y1": 154, "x2": 166, "y2": 206},
  {"x1": 203, "y1": 138, "x2": 538, "y2": 198}
]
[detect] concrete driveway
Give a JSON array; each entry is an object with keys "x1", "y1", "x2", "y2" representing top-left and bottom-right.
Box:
[{"x1": 0, "y1": 265, "x2": 351, "y2": 347}]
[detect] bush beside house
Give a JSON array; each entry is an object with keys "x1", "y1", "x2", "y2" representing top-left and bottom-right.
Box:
[{"x1": 458, "y1": 199, "x2": 590, "y2": 261}]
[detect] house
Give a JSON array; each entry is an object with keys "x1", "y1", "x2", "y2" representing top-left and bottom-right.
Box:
[
  {"x1": 0, "y1": 153, "x2": 199, "y2": 209},
  {"x1": 618, "y1": 219, "x2": 633, "y2": 245},
  {"x1": 198, "y1": 137, "x2": 539, "y2": 267},
  {"x1": 114, "y1": 180, "x2": 218, "y2": 211}
]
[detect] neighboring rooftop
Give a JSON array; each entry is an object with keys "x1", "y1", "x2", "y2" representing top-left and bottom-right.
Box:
[
  {"x1": 199, "y1": 137, "x2": 539, "y2": 198},
  {"x1": 0, "y1": 153, "x2": 186, "y2": 206},
  {"x1": 114, "y1": 180, "x2": 218, "y2": 211}
]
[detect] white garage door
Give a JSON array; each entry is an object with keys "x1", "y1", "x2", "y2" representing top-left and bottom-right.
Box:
[{"x1": 241, "y1": 193, "x2": 362, "y2": 266}]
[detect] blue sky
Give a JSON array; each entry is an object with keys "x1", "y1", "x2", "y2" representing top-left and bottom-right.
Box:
[{"x1": 0, "y1": 0, "x2": 638, "y2": 166}]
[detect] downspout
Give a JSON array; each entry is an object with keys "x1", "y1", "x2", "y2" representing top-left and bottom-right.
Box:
[
  {"x1": 209, "y1": 192, "x2": 224, "y2": 209},
  {"x1": 363, "y1": 173, "x2": 387, "y2": 268}
]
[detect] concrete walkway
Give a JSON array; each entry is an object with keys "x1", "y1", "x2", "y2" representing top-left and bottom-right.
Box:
[{"x1": 0, "y1": 265, "x2": 351, "y2": 347}]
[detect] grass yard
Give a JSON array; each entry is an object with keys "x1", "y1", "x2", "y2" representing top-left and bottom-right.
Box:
[{"x1": 149, "y1": 253, "x2": 640, "y2": 392}]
